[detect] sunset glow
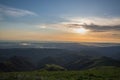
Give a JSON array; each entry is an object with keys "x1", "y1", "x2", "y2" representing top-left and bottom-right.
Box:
[
  {"x1": 0, "y1": 0, "x2": 120, "y2": 43},
  {"x1": 73, "y1": 27, "x2": 89, "y2": 34}
]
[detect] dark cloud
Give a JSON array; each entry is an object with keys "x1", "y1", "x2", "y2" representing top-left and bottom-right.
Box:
[
  {"x1": 64, "y1": 23, "x2": 120, "y2": 32},
  {"x1": 63, "y1": 24, "x2": 81, "y2": 28},
  {"x1": 83, "y1": 24, "x2": 120, "y2": 32}
]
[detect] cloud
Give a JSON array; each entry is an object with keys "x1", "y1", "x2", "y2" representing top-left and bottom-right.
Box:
[
  {"x1": 83, "y1": 24, "x2": 120, "y2": 32},
  {"x1": 59, "y1": 23, "x2": 120, "y2": 32},
  {"x1": 65, "y1": 17, "x2": 120, "y2": 26},
  {"x1": 36, "y1": 24, "x2": 49, "y2": 29},
  {"x1": 36, "y1": 20, "x2": 120, "y2": 33},
  {"x1": 35, "y1": 16, "x2": 120, "y2": 40},
  {"x1": 58, "y1": 17, "x2": 120, "y2": 31},
  {"x1": 0, "y1": 4, "x2": 37, "y2": 17},
  {"x1": 36, "y1": 24, "x2": 72, "y2": 33}
]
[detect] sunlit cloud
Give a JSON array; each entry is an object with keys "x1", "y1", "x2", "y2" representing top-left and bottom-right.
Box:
[
  {"x1": 36, "y1": 24, "x2": 48, "y2": 29},
  {"x1": 0, "y1": 4, "x2": 37, "y2": 17},
  {"x1": 35, "y1": 16, "x2": 120, "y2": 42},
  {"x1": 36, "y1": 24, "x2": 70, "y2": 33},
  {"x1": 36, "y1": 17, "x2": 120, "y2": 33},
  {"x1": 65, "y1": 17, "x2": 120, "y2": 26},
  {"x1": 59, "y1": 17, "x2": 120, "y2": 32},
  {"x1": 72, "y1": 27, "x2": 90, "y2": 34}
]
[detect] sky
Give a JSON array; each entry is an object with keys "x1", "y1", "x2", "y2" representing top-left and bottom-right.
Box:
[{"x1": 0, "y1": 0, "x2": 120, "y2": 43}]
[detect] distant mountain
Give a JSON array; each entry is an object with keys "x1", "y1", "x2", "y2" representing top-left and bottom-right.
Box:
[
  {"x1": 0, "y1": 48, "x2": 76, "y2": 64},
  {"x1": 67, "y1": 56, "x2": 120, "y2": 70},
  {"x1": 0, "y1": 56, "x2": 35, "y2": 72},
  {"x1": 95, "y1": 46, "x2": 120, "y2": 60},
  {"x1": 0, "y1": 42, "x2": 120, "y2": 60},
  {"x1": 78, "y1": 46, "x2": 120, "y2": 60},
  {"x1": 0, "y1": 42, "x2": 120, "y2": 72},
  {"x1": 38, "y1": 56, "x2": 63, "y2": 68},
  {"x1": 37, "y1": 53, "x2": 82, "y2": 68}
]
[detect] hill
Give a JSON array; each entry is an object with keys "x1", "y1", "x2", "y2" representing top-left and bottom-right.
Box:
[{"x1": 0, "y1": 48, "x2": 120, "y2": 72}]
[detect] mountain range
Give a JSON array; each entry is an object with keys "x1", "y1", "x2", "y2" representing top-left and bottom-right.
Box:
[{"x1": 0, "y1": 42, "x2": 120, "y2": 71}]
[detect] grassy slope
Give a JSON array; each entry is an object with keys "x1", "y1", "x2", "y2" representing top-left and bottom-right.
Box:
[{"x1": 0, "y1": 66, "x2": 120, "y2": 80}]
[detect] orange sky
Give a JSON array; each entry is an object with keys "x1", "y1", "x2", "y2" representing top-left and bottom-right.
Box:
[{"x1": 0, "y1": 29, "x2": 119, "y2": 43}]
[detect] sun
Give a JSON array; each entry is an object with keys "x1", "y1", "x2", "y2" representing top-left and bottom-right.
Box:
[{"x1": 73, "y1": 27, "x2": 89, "y2": 34}]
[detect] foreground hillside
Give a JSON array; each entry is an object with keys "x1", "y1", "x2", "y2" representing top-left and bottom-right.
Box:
[{"x1": 0, "y1": 66, "x2": 120, "y2": 80}]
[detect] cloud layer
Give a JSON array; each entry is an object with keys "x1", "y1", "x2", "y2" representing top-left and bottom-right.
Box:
[
  {"x1": 65, "y1": 17, "x2": 120, "y2": 26},
  {"x1": 0, "y1": 5, "x2": 37, "y2": 17},
  {"x1": 37, "y1": 17, "x2": 120, "y2": 33}
]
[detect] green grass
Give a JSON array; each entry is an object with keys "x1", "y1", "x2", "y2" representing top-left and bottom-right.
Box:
[{"x1": 0, "y1": 66, "x2": 120, "y2": 80}]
